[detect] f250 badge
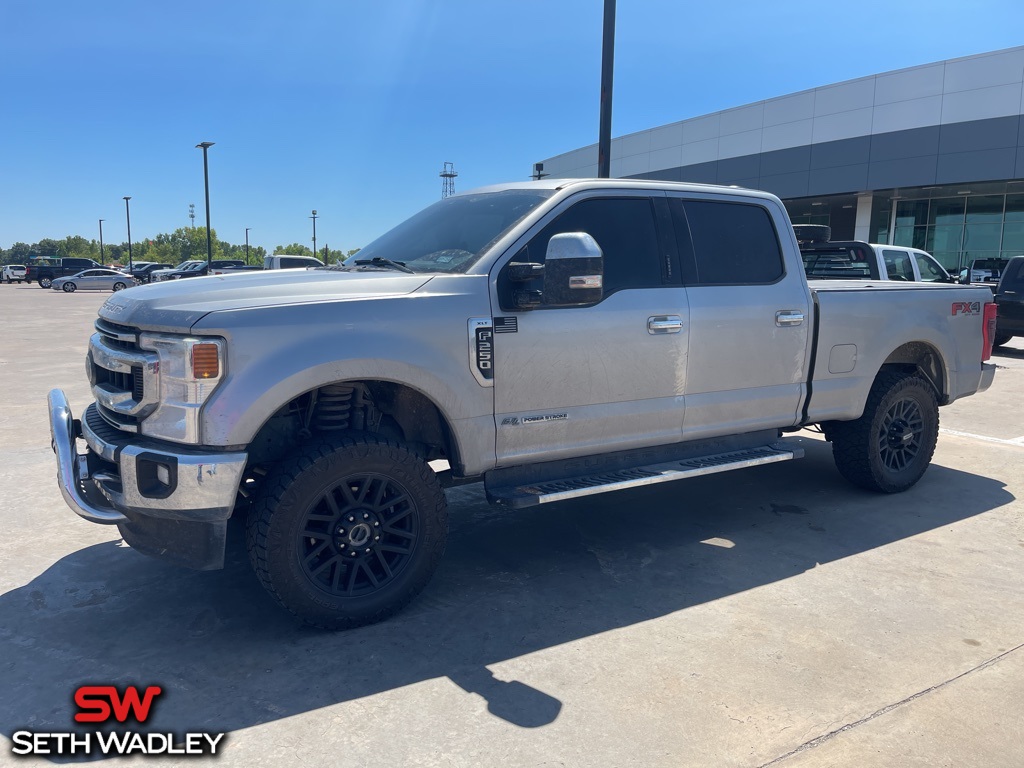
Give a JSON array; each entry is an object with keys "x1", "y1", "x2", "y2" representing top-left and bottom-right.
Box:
[
  {"x1": 952, "y1": 301, "x2": 981, "y2": 316},
  {"x1": 476, "y1": 327, "x2": 494, "y2": 380}
]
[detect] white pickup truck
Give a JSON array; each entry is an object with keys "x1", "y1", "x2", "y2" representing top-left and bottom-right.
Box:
[
  {"x1": 48, "y1": 179, "x2": 997, "y2": 629},
  {"x1": 2, "y1": 265, "x2": 26, "y2": 283}
]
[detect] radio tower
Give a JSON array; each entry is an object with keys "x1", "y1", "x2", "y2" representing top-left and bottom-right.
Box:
[
  {"x1": 440, "y1": 162, "x2": 458, "y2": 199},
  {"x1": 189, "y1": 203, "x2": 196, "y2": 229}
]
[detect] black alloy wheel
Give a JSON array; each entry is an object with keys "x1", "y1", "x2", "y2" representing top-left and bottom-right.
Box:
[
  {"x1": 877, "y1": 396, "x2": 923, "y2": 472},
  {"x1": 297, "y1": 473, "x2": 418, "y2": 597}
]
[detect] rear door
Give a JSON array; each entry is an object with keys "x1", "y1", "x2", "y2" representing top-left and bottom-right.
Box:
[
  {"x1": 669, "y1": 195, "x2": 811, "y2": 439},
  {"x1": 996, "y1": 257, "x2": 1024, "y2": 334},
  {"x1": 882, "y1": 249, "x2": 915, "y2": 281}
]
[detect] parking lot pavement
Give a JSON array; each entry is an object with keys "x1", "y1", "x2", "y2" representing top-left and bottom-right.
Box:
[{"x1": 1, "y1": 284, "x2": 1022, "y2": 767}]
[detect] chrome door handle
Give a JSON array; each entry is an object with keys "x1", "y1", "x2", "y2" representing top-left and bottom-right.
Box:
[
  {"x1": 775, "y1": 310, "x2": 805, "y2": 327},
  {"x1": 648, "y1": 315, "x2": 683, "y2": 334}
]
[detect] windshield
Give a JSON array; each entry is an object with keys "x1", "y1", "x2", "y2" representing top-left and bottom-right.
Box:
[{"x1": 344, "y1": 189, "x2": 554, "y2": 273}]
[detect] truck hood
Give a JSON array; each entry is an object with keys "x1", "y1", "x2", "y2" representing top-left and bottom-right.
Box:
[{"x1": 98, "y1": 269, "x2": 434, "y2": 332}]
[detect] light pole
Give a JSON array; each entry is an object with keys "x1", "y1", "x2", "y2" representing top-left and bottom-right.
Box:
[
  {"x1": 597, "y1": 0, "x2": 616, "y2": 178},
  {"x1": 98, "y1": 219, "x2": 105, "y2": 264},
  {"x1": 122, "y1": 197, "x2": 133, "y2": 273},
  {"x1": 310, "y1": 210, "x2": 318, "y2": 258},
  {"x1": 196, "y1": 141, "x2": 215, "y2": 266},
  {"x1": 245, "y1": 228, "x2": 251, "y2": 264}
]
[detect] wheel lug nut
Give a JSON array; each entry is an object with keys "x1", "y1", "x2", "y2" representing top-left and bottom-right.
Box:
[
  {"x1": 374, "y1": 535, "x2": 380, "y2": 541},
  {"x1": 365, "y1": 548, "x2": 371, "y2": 553},
  {"x1": 348, "y1": 516, "x2": 355, "y2": 522},
  {"x1": 373, "y1": 521, "x2": 379, "y2": 527},
  {"x1": 363, "y1": 513, "x2": 369, "y2": 519},
  {"x1": 337, "y1": 528, "x2": 345, "y2": 534}
]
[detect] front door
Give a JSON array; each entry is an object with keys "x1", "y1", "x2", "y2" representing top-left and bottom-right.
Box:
[{"x1": 491, "y1": 193, "x2": 689, "y2": 466}]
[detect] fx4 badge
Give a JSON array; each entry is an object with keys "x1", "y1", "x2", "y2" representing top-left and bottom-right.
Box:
[{"x1": 952, "y1": 301, "x2": 981, "y2": 316}]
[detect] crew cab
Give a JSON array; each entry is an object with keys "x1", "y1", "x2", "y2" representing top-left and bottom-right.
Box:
[
  {"x1": 48, "y1": 179, "x2": 997, "y2": 630},
  {"x1": 26, "y1": 257, "x2": 103, "y2": 288}
]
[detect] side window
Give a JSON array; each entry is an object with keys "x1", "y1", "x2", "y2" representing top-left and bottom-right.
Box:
[
  {"x1": 677, "y1": 200, "x2": 784, "y2": 285},
  {"x1": 517, "y1": 197, "x2": 663, "y2": 295},
  {"x1": 883, "y1": 249, "x2": 914, "y2": 281},
  {"x1": 281, "y1": 257, "x2": 314, "y2": 269},
  {"x1": 913, "y1": 252, "x2": 949, "y2": 282}
]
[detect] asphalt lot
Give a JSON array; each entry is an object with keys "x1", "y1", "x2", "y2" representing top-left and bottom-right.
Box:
[{"x1": 1, "y1": 283, "x2": 1023, "y2": 767}]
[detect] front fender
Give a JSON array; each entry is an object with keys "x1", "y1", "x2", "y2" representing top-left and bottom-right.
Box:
[{"x1": 192, "y1": 291, "x2": 496, "y2": 474}]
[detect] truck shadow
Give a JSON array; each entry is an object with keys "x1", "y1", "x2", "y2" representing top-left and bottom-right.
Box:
[{"x1": 0, "y1": 437, "x2": 1014, "y2": 759}]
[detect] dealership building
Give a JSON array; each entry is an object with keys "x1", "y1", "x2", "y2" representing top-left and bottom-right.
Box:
[{"x1": 537, "y1": 46, "x2": 1024, "y2": 273}]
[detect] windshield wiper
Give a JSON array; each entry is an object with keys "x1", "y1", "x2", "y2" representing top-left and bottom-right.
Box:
[{"x1": 351, "y1": 257, "x2": 416, "y2": 274}]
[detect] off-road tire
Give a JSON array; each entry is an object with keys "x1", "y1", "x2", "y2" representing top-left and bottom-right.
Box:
[
  {"x1": 40, "y1": 277, "x2": 53, "y2": 288},
  {"x1": 994, "y1": 332, "x2": 1013, "y2": 347},
  {"x1": 246, "y1": 434, "x2": 448, "y2": 630},
  {"x1": 792, "y1": 224, "x2": 831, "y2": 244},
  {"x1": 828, "y1": 372, "x2": 939, "y2": 493}
]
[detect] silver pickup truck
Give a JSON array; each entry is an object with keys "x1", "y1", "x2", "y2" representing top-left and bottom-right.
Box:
[{"x1": 48, "y1": 179, "x2": 998, "y2": 629}]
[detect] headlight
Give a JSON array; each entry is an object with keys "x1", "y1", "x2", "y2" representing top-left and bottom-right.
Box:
[{"x1": 138, "y1": 333, "x2": 225, "y2": 443}]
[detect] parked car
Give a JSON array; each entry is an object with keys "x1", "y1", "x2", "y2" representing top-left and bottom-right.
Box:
[
  {"x1": 25, "y1": 257, "x2": 103, "y2": 288},
  {"x1": 2, "y1": 265, "x2": 27, "y2": 283},
  {"x1": 132, "y1": 263, "x2": 173, "y2": 283},
  {"x1": 50, "y1": 269, "x2": 133, "y2": 293},
  {"x1": 959, "y1": 258, "x2": 1008, "y2": 284},
  {"x1": 794, "y1": 227, "x2": 955, "y2": 283},
  {"x1": 210, "y1": 255, "x2": 324, "y2": 275},
  {"x1": 48, "y1": 178, "x2": 997, "y2": 630},
  {"x1": 993, "y1": 255, "x2": 1024, "y2": 347},
  {"x1": 155, "y1": 260, "x2": 246, "y2": 281}
]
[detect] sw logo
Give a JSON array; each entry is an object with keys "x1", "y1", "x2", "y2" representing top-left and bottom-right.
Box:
[
  {"x1": 74, "y1": 685, "x2": 162, "y2": 723},
  {"x1": 952, "y1": 301, "x2": 981, "y2": 316},
  {"x1": 10, "y1": 684, "x2": 226, "y2": 757}
]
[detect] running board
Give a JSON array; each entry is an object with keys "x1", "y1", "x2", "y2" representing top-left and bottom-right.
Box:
[{"x1": 486, "y1": 441, "x2": 804, "y2": 509}]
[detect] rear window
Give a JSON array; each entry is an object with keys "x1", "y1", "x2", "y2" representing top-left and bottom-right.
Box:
[
  {"x1": 801, "y1": 245, "x2": 878, "y2": 279},
  {"x1": 678, "y1": 200, "x2": 784, "y2": 285}
]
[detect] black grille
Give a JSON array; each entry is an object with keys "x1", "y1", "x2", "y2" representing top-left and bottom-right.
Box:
[
  {"x1": 95, "y1": 318, "x2": 140, "y2": 351},
  {"x1": 92, "y1": 364, "x2": 144, "y2": 402}
]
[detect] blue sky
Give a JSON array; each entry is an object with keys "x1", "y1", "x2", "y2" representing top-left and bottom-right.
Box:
[{"x1": 2, "y1": 0, "x2": 1023, "y2": 253}]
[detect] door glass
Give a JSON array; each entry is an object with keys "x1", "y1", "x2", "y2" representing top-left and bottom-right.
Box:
[
  {"x1": 516, "y1": 197, "x2": 663, "y2": 295},
  {"x1": 882, "y1": 249, "x2": 914, "y2": 281},
  {"x1": 679, "y1": 200, "x2": 784, "y2": 285},
  {"x1": 913, "y1": 252, "x2": 949, "y2": 282}
]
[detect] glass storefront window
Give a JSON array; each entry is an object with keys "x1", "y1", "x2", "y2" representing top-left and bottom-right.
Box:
[
  {"x1": 1004, "y1": 194, "x2": 1024, "y2": 222},
  {"x1": 928, "y1": 225, "x2": 964, "y2": 253},
  {"x1": 929, "y1": 197, "x2": 965, "y2": 226},
  {"x1": 895, "y1": 200, "x2": 928, "y2": 228},
  {"x1": 966, "y1": 195, "x2": 1004, "y2": 223},
  {"x1": 963, "y1": 223, "x2": 1001, "y2": 251},
  {"x1": 932, "y1": 252, "x2": 960, "y2": 271}
]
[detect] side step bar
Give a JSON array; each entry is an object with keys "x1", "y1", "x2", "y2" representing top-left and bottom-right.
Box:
[{"x1": 487, "y1": 441, "x2": 804, "y2": 509}]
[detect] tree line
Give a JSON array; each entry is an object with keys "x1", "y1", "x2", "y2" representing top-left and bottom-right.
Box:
[{"x1": 0, "y1": 229, "x2": 360, "y2": 267}]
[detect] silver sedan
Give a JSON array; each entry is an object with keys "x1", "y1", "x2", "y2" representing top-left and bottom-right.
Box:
[{"x1": 51, "y1": 269, "x2": 134, "y2": 293}]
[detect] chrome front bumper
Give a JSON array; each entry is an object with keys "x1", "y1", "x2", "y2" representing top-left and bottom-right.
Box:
[{"x1": 48, "y1": 389, "x2": 248, "y2": 569}]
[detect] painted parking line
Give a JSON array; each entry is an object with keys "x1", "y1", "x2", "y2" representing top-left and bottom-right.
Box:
[{"x1": 940, "y1": 428, "x2": 1024, "y2": 447}]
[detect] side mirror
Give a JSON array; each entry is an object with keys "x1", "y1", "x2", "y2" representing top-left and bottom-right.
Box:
[{"x1": 542, "y1": 232, "x2": 604, "y2": 307}]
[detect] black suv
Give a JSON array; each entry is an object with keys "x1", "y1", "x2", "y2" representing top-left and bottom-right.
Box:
[{"x1": 994, "y1": 255, "x2": 1024, "y2": 347}]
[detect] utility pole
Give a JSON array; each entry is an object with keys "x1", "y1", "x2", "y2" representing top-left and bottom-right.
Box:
[
  {"x1": 245, "y1": 228, "x2": 251, "y2": 265},
  {"x1": 196, "y1": 142, "x2": 215, "y2": 266},
  {"x1": 98, "y1": 219, "x2": 105, "y2": 263}
]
